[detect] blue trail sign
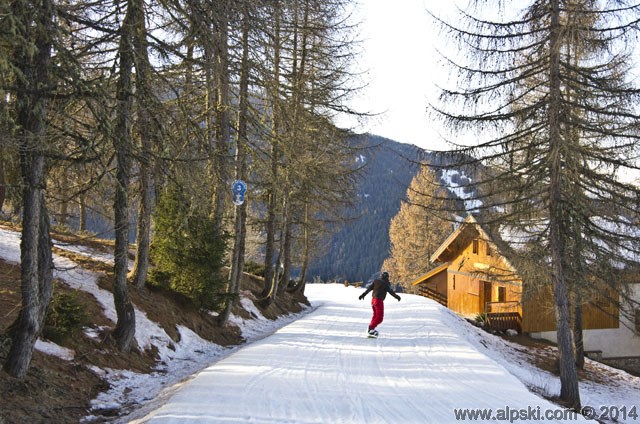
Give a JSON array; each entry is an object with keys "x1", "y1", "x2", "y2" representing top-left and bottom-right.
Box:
[{"x1": 232, "y1": 180, "x2": 247, "y2": 206}]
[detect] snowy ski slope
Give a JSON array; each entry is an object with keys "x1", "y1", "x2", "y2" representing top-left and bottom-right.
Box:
[{"x1": 137, "y1": 284, "x2": 587, "y2": 423}]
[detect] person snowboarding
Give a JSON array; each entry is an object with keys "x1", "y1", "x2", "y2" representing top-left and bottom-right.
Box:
[{"x1": 358, "y1": 271, "x2": 401, "y2": 337}]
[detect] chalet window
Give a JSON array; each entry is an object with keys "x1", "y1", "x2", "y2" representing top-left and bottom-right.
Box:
[
  {"x1": 486, "y1": 242, "x2": 492, "y2": 256},
  {"x1": 472, "y1": 239, "x2": 479, "y2": 255},
  {"x1": 453, "y1": 275, "x2": 456, "y2": 290},
  {"x1": 636, "y1": 309, "x2": 640, "y2": 333},
  {"x1": 498, "y1": 286, "x2": 506, "y2": 303}
]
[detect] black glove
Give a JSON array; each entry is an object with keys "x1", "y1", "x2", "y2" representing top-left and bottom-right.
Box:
[
  {"x1": 359, "y1": 293, "x2": 365, "y2": 300},
  {"x1": 395, "y1": 295, "x2": 401, "y2": 302}
]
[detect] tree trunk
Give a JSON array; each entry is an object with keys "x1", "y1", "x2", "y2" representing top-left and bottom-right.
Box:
[
  {"x1": 212, "y1": 1, "x2": 230, "y2": 225},
  {"x1": 288, "y1": 202, "x2": 309, "y2": 294},
  {"x1": 0, "y1": 145, "x2": 6, "y2": 213},
  {"x1": 203, "y1": 17, "x2": 217, "y2": 214},
  {"x1": 262, "y1": 191, "x2": 277, "y2": 301},
  {"x1": 219, "y1": 1, "x2": 250, "y2": 327},
  {"x1": 573, "y1": 298, "x2": 585, "y2": 369},
  {"x1": 548, "y1": 0, "x2": 580, "y2": 409},
  {"x1": 79, "y1": 193, "x2": 87, "y2": 232},
  {"x1": 279, "y1": 201, "x2": 292, "y2": 294},
  {"x1": 271, "y1": 191, "x2": 290, "y2": 301},
  {"x1": 131, "y1": 166, "x2": 152, "y2": 288},
  {"x1": 112, "y1": 0, "x2": 137, "y2": 352},
  {"x1": 130, "y1": 0, "x2": 155, "y2": 289},
  {"x1": 272, "y1": 240, "x2": 283, "y2": 300},
  {"x1": 59, "y1": 170, "x2": 68, "y2": 227},
  {"x1": 3, "y1": 0, "x2": 54, "y2": 378},
  {"x1": 5, "y1": 199, "x2": 54, "y2": 378},
  {"x1": 262, "y1": 2, "x2": 281, "y2": 301},
  {"x1": 279, "y1": 0, "x2": 307, "y2": 296},
  {"x1": 36, "y1": 201, "x2": 54, "y2": 320}
]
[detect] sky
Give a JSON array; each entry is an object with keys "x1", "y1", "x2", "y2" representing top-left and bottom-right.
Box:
[
  {"x1": 343, "y1": 1, "x2": 640, "y2": 184},
  {"x1": 339, "y1": 0, "x2": 456, "y2": 152}
]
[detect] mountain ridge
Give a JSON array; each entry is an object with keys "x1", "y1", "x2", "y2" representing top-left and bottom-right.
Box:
[{"x1": 307, "y1": 134, "x2": 431, "y2": 283}]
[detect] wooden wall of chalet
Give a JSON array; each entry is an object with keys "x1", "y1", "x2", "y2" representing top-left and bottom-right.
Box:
[
  {"x1": 522, "y1": 286, "x2": 619, "y2": 333},
  {"x1": 422, "y1": 269, "x2": 448, "y2": 296},
  {"x1": 447, "y1": 273, "x2": 480, "y2": 316},
  {"x1": 445, "y1": 238, "x2": 523, "y2": 318},
  {"x1": 521, "y1": 288, "x2": 555, "y2": 332},
  {"x1": 445, "y1": 273, "x2": 524, "y2": 317}
]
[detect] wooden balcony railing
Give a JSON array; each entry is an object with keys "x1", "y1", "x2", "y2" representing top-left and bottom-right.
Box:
[
  {"x1": 417, "y1": 286, "x2": 447, "y2": 307},
  {"x1": 484, "y1": 301, "x2": 521, "y2": 331},
  {"x1": 486, "y1": 312, "x2": 522, "y2": 332}
]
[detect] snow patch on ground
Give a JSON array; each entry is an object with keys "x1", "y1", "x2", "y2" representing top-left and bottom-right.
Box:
[
  {"x1": 0, "y1": 227, "x2": 22, "y2": 263},
  {"x1": 229, "y1": 295, "x2": 312, "y2": 342},
  {"x1": 34, "y1": 339, "x2": 75, "y2": 361},
  {"x1": 52, "y1": 238, "x2": 115, "y2": 265},
  {"x1": 453, "y1": 309, "x2": 640, "y2": 422}
]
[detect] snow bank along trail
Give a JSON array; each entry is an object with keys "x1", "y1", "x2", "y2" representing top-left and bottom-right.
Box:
[{"x1": 136, "y1": 284, "x2": 587, "y2": 423}]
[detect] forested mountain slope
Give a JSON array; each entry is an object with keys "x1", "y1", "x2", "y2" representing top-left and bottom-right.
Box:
[{"x1": 307, "y1": 135, "x2": 432, "y2": 283}]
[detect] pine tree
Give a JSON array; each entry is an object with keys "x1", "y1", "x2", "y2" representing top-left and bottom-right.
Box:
[
  {"x1": 383, "y1": 165, "x2": 451, "y2": 289},
  {"x1": 1, "y1": 0, "x2": 56, "y2": 378},
  {"x1": 151, "y1": 184, "x2": 228, "y2": 310},
  {"x1": 431, "y1": 0, "x2": 640, "y2": 408}
]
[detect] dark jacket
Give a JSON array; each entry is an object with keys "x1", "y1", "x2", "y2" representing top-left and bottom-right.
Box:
[{"x1": 361, "y1": 277, "x2": 400, "y2": 301}]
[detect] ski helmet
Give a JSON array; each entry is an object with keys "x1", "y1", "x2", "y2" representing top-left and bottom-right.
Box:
[{"x1": 381, "y1": 271, "x2": 389, "y2": 280}]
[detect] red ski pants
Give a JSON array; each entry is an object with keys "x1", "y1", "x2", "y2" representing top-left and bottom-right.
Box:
[{"x1": 369, "y1": 298, "x2": 384, "y2": 330}]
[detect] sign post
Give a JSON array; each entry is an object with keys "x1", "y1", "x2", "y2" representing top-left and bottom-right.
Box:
[{"x1": 231, "y1": 180, "x2": 247, "y2": 206}]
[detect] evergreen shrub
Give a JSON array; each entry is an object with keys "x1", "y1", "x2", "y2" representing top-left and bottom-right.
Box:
[
  {"x1": 44, "y1": 285, "x2": 88, "y2": 342},
  {"x1": 150, "y1": 184, "x2": 228, "y2": 310},
  {"x1": 243, "y1": 260, "x2": 265, "y2": 277}
]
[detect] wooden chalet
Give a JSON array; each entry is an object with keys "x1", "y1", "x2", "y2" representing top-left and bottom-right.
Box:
[{"x1": 411, "y1": 215, "x2": 619, "y2": 333}]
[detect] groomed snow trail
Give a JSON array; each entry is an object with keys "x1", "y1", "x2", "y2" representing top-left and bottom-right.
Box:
[{"x1": 137, "y1": 284, "x2": 585, "y2": 423}]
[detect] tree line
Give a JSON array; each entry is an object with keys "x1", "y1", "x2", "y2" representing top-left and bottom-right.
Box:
[{"x1": 0, "y1": 0, "x2": 364, "y2": 378}]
